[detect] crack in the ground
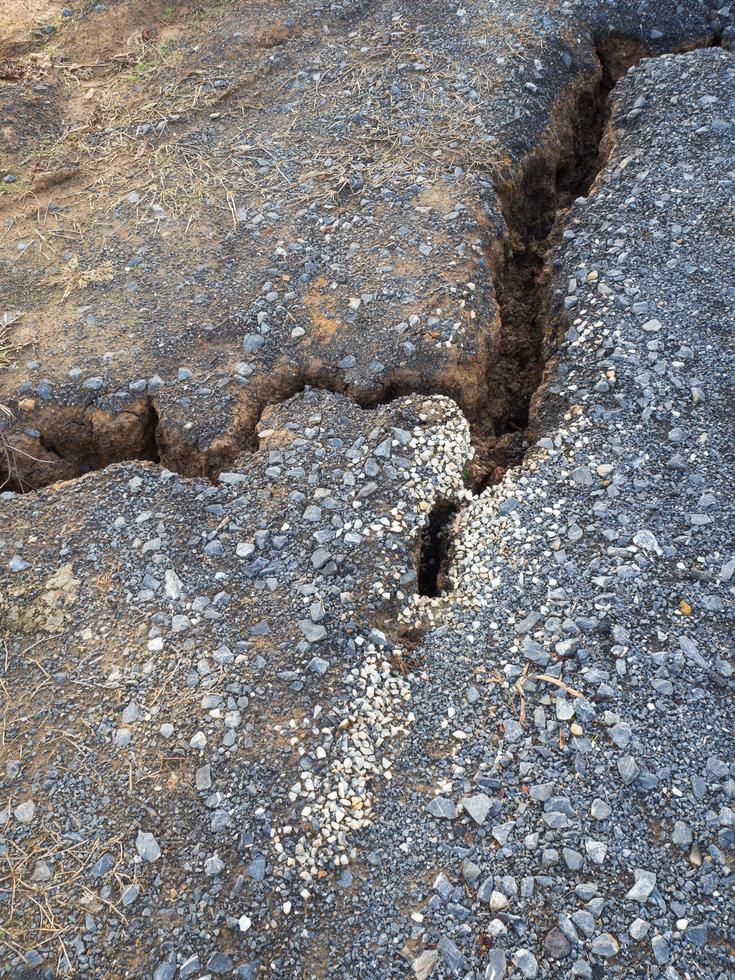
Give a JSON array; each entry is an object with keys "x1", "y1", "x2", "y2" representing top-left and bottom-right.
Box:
[
  {"x1": 409, "y1": 32, "x2": 722, "y2": 595},
  {"x1": 1, "y1": 34, "x2": 723, "y2": 595},
  {"x1": 469, "y1": 34, "x2": 658, "y2": 491},
  {"x1": 417, "y1": 502, "x2": 461, "y2": 598}
]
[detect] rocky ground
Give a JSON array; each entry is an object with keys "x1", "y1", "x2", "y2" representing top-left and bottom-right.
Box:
[{"x1": 1, "y1": 1, "x2": 733, "y2": 978}]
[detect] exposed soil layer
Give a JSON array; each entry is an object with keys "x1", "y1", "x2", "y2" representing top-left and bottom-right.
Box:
[
  {"x1": 0, "y1": 32, "x2": 720, "y2": 496},
  {"x1": 1, "y1": 399, "x2": 161, "y2": 492},
  {"x1": 471, "y1": 29, "x2": 723, "y2": 489},
  {"x1": 472, "y1": 37, "x2": 641, "y2": 489}
]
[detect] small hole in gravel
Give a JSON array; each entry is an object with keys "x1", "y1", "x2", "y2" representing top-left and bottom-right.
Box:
[{"x1": 418, "y1": 502, "x2": 460, "y2": 597}]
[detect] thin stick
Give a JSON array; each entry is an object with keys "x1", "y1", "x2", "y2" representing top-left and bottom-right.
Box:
[{"x1": 531, "y1": 673, "x2": 585, "y2": 699}]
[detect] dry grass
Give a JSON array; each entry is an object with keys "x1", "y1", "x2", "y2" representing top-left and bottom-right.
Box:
[
  {"x1": 0, "y1": 310, "x2": 25, "y2": 362},
  {"x1": 42, "y1": 254, "x2": 115, "y2": 299},
  {"x1": 3, "y1": 3, "x2": 524, "y2": 244},
  {"x1": 0, "y1": 622, "x2": 153, "y2": 969},
  {"x1": 0, "y1": 0, "x2": 544, "y2": 312},
  {"x1": 0, "y1": 817, "x2": 128, "y2": 971},
  {"x1": 0, "y1": 626, "x2": 130, "y2": 968}
]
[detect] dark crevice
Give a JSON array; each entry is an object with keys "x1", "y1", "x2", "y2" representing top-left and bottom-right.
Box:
[
  {"x1": 471, "y1": 79, "x2": 606, "y2": 490},
  {"x1": 417, "y1": 502, "x2": 459, "y2": 598},
  {"x1": 141, "y1": 402, "x2": 162, "y2": 464},
  {"x1": 1, "y1": 34, "x2": 721, "y2": 509},
  {"x1": 471, "y1": 30, "x2": 721, "y2": 492},
  {"x1": 472, "y1": 46, "x2": 617, "y2": 490}
]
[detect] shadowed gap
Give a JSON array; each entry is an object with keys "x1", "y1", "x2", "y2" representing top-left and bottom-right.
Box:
[{"x1": 417, "y1": 502, "x2": 460, "y2": 597}]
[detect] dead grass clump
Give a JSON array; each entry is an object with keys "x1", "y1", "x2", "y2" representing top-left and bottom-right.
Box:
[{"x1": 42, "y1": 255, "x2": 115, "y2": 298}]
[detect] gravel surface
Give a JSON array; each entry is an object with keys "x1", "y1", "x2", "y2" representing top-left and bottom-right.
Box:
[{"x1": 1, "y1": 1, "x2": 733, "y2": 978}]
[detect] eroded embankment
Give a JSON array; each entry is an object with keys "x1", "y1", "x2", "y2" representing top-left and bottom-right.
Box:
[{"x1": 0, "y1": 33, "x2": 720, "y2": 520}]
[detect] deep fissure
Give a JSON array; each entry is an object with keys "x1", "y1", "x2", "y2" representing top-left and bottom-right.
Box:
[
  {"x1": 474, "y1": 42, "x2": 615, "y2": 490},
  {"x1": 2, "y1": 36, "x2": 720, "y2": 605},
  {"x1": 415, "y1": 34, "x2": 722, "y2": 590},
  {"x1": 412, "y1": 47, "x2": 617, "y2": 593},
  {"x1": 468, "y1": 31, "x2": 721, "y2": 495},
  {"x1": 417, "y1": 502, "x2": 460, "y2": 598}
]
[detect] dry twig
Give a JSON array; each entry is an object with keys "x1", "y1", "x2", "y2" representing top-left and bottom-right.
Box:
[{"x1": 531, "y1": 673, "x2": 585, "y2": 699}]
